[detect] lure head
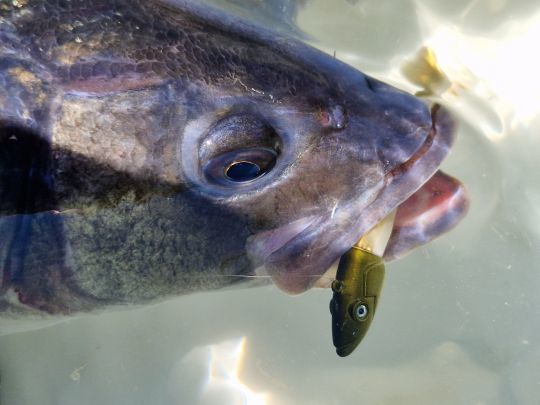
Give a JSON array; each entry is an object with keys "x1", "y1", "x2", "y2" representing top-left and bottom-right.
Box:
[
  {"x1": 330, "y1": 287, "x2": 377, "y2": 357},
  {"x1": 329, "y1": 248, "x2": 385, "y2": 357}
]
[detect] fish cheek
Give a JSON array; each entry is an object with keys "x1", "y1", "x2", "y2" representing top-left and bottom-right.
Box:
[{"x1": 247, "y1": 135, "x2": 383, "y2": 228}]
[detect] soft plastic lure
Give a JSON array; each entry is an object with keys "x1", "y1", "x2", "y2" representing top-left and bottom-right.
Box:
[{"x1": 330, "y1": 212, "x2": 395, "y2": 357}]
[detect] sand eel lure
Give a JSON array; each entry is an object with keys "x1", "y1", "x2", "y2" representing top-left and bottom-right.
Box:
[{"x1": 330, "y1": 212, "x2": 396, "y2": 357}]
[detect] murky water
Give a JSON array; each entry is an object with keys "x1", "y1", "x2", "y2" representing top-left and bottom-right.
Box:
[{"x1": 1, "y1": 0, "x2": 539, "y2": 404}]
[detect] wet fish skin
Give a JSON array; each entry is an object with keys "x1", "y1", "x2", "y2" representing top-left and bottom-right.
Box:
[{"x1": 0, "y1": 0, "x2": 457, "y2": 316}]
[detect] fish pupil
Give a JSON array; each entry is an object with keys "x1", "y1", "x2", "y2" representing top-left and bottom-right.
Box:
[{"x1": 225, "y1": 161, "x2": 262, "y2": 182}]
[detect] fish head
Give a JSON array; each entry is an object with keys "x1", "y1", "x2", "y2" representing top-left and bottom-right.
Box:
[
  {"x1": 330, "y1": 292, "x2": 376, "y2": 357},
  {"x1": 184, "y1": 53, "x2": 460, "y2": 294}
]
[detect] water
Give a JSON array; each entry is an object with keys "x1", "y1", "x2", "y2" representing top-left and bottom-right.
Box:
[{"x1": 1, "y1": 0, "x2": 539, "y2": 404}]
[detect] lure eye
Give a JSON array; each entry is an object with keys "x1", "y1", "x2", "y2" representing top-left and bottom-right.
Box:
[
  {"x1": 225, "y1": 161, "x2": 262, "y2": 182},
  {"x1": 350, "y1": 302, "x2": 369, "y2": 321}
]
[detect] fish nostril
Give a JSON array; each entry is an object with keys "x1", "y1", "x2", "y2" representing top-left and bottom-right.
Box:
[
  {"x1": 330, "y1": 105, "x2": 347, "y2": 130},
  {"x1": 319, "y1": 105, "x2": 348, "y2": 130}
]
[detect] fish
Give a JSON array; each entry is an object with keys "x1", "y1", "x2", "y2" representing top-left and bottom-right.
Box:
[{"x1": 0, "y1": 0, "x2": 468, "y2": 323}]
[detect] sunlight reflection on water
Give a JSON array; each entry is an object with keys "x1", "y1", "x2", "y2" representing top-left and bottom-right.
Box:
[
  {"x1": 169, "y1": 337, "x2": 268, "y2": 405},
  {"x1": 417, "y1": 5, "x2": 540, "y2": 134}
]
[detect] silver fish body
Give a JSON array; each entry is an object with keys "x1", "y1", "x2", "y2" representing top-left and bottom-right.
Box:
[{"x1": 0, "y1": 0, "x2": 467, "y2": 318}]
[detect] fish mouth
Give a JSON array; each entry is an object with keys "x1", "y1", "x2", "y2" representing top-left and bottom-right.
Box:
[{"x1": 248, "y1": 104, "x2": 466, "y2": 294}]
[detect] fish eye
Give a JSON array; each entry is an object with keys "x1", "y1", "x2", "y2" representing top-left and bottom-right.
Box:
[
  {"x1": 204, "y1": 147, "x2": 277, "y2": 186},
  {"x1": 198, "y1": 113, "x2": 281, "y2": 188},
  {"x1": 225, "y1": 161, "x2": 262, "y2": 182},
  {"x1": 350, "y1": 302, "x2": 369, "y2": 321}
]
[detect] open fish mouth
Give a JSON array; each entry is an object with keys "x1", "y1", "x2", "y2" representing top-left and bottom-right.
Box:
[{"x1": 247, "y1": 103, "x2": 469, "y2": 294}]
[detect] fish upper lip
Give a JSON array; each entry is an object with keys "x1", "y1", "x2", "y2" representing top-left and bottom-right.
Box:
[{"x1": 384, "y1": 104, "x2": 442, "y2": 182}]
